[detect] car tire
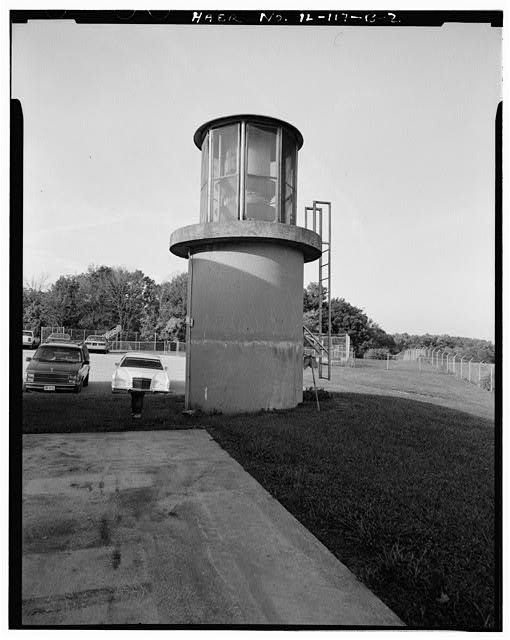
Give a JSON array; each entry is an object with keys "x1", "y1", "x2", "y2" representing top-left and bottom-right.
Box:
[
  {"x1": 83, "y1": 373, "x2": 89, "y2": 387},
  {"x1": 74, "y1": 379, "x2": 83, "y2": 394}
]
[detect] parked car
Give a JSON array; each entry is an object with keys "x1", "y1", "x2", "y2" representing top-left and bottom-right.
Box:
[
  {"x1": 24, "y1": 342, "x2": 90, "y2": 393},
  {"x1": 45, "y1": 333, "x2": 72, "y2": 343},
  {"x1": 111, "y1": 352, "x2": 170, "y2": 394},
  {"x1": 22, "y1": 330, "x2": 38, "y2": 349},
  {"x1": 84, "y1": 335, "x2": 110, "y2": 353}
]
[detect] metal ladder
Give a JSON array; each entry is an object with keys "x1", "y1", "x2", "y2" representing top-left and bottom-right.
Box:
[{"x1": 304, "y1": 200, "x2": 332, "y2": 380}]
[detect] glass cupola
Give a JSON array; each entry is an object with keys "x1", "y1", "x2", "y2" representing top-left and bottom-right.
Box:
[{"x1": 194, "y1": 115, "x2": 303, "y2": 225}]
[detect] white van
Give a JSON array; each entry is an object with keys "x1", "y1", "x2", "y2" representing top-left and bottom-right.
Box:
[{"x1": 22, "y1": 330, "x2": 37, "y2": 349}]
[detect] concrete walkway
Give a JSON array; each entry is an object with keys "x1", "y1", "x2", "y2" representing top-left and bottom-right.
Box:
[{"x1": 22, "y1": 430, "x2": 403, "y2": 626}]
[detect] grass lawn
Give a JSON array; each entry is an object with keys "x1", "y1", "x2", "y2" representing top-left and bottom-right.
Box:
[
  {"x1": 20, "y1": 360, "x2": 497, "y2": 629},
  {"x1": 206, "y1": 393, "x2": 496, "y2": 629}
]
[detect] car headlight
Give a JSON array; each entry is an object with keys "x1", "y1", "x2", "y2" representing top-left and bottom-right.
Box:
[
  {"x1": 153, "y1": 373, "x2": 170, "y2": 391},
  {"x1": 68, "y1": 374, "x2": 77, "y2": 383},
  {"x1": 112, "y1": 372, "x2": 129, "y2": 388},
  {"x1": 25, "y1": 372, "x2": 34, "y2": 382}
]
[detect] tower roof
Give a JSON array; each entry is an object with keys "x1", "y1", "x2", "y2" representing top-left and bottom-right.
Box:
[{"x1": 193, "y1": 114, "x2": 304, "y2": 150}]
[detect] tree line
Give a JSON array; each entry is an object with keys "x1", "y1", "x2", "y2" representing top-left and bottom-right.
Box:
[
  {"x1": 303, "y1": 282, "x2": 494, "y2": 362},
  {"x1": 22, "y1": 267, "x2": 494, "y2": 362},
  {"x1": 23, "y1": 266, "x2": 188, "y2": 342}
]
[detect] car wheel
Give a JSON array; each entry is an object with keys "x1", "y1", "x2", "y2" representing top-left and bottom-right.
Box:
[
  {"x1": 83, "y1": 373, "x2": 89, "y2": 387},
  {"x1": 74, "y1": 379, "x2": 83, "y2": 394}
]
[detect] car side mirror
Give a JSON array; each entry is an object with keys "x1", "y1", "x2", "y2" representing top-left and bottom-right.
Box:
[
  {"x1": 114, "y1": 362, "x2": 119, "y2": 367},
  {"x1": 26, "y1": 357, "x2": 32, "y2": 362},
  {"x1": 164, "y1": 366, "x2": 168, "y2": 370}
]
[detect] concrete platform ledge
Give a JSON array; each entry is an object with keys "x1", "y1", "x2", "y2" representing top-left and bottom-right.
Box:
[{"x1": 170, "y1": 221, "x2": 322, "y2": 262}]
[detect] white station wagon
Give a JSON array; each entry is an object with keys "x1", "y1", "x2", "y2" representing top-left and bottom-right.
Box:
[{"x1": 111, "y1": 352, "x2": 171, "y2": 394}]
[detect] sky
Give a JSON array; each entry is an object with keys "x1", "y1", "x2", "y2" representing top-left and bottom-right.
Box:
[{"x1": 11, "y1": 15, "x2": 501, "y2": 341}]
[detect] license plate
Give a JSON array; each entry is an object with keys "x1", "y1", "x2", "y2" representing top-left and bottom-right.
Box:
[{"x1": 44, "y1": 385, "x2": 55, "y2": 391}]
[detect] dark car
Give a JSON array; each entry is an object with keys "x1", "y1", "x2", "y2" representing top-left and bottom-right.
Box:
[
  {"x1": 45, "y1": 333, "x2": 72, "y2": 343},
  {"x1": 24, "y1": 342, "x2": 90, "y2": 393}
]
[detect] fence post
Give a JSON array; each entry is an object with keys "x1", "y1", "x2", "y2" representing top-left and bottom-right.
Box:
[
  {"x1": 386, "y1": 352, "x2": 389, "y2": 370},
  {"x1": 452, "y1": 354, "x2": 457, "y2": 376},
  {"x1": 478, "y1": 360, "x2": 484, "y2": 387},
  {"x1": 460, "y1": 356, "x2": 465, "y2": 380},
  {"x1": 468, "y1": 358, "x2": 473, "y2": 383}
]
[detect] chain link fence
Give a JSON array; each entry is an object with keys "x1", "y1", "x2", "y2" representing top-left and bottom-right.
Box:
[
  {"x1": 403, "y1": 348, "x2": 495, "y2": 392},
  {"x1": 40, "y1": 326, "x2": 186, "y2": 355}
]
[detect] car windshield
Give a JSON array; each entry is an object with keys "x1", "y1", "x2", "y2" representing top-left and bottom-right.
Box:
[
  {"x1": 23, "y1": 331, "x2": 32, "y2": 336},
  {"x1": 120, "y1": 357, "x2": 163, "y2": 370},
  {"x1": 34, "y1": 346, "x2": 82, "y2": 363},
  {"x1": 87, "y1": 336, "x2": 105, "y2": 341}
]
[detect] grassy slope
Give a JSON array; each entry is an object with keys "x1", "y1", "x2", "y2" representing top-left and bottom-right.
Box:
[
  {"x1": 21, "y1": 360, "x2": 496, "y2": 629},
  {"x1": 206, "y1": 393, "x2": 495, "y2": 629}
]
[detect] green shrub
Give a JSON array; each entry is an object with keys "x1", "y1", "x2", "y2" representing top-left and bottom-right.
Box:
[
  {"x1": 364, "y1": 348, "x2": 389, "y2": 360},
  {"x1": 479, "y1": 375, "x2": 493, "y2": 391},
  {"x1": 303, "y1": 387, "x2": 330, "y2": 401}
]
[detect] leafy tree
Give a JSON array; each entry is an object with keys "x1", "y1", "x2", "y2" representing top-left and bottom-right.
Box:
[
  {"x1": 366, "y1": 323, "x2": 397, "y2": 353},
  {"x1": 157, "y1": 273, "x2": 188, "y2": 341},
  {"x1": 303, "y1": 282, "x2": 327, "y2": 334},
  {"x1": 77, "y1": 265, "x2": 116, "y2": 329},
  {"x1": 392, "y1": 332, "x2": 495, "y2": 363},
  {"x1": 329, "y1": 297, "x2": 374, "y2": 355},
  {"x1": 303, "y1": 284, "x2": 396, "y2": 356},
  {"x1": 303, "y1": 282, "x2": 326, "y2": 313},
  {"x1": 23, "y1": 286, "x2": 47, "y2": 335},
  {"x1": 102, "y1": 268, "x2": 148, "y2": 333},
  {"x1": 138, "y1": 275, "x2": 161, "y2": 340},
  {"x1": 42, "y1": 275, "x2": 82, "y2": 327}
]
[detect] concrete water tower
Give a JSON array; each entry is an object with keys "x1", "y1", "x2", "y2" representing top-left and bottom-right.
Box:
[{"x1": 170, "y1": 115, "x2": 321, "y2": 413}]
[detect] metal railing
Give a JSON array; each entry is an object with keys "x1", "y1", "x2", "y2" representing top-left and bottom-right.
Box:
[{"x1": 303, "y1": 329, "x2": 353, "y2": 366}]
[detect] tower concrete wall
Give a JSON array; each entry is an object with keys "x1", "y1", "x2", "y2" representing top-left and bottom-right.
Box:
[{"x1": 187, "y1": 242, "x2": 304, "y2": 413}]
